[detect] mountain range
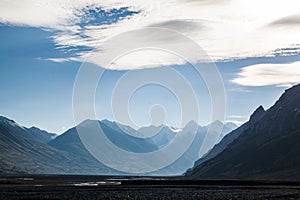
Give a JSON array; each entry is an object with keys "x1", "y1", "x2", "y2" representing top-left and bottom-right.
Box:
[
  {"x1": 187, "y1": 84, "x2": 300, "y2": 180},
  {"x1": 2, "y1": 83, "x2": 299, "y2": 178},
  {"x1": 0, "y1": 115, "x2": 236, "y2": 175}
]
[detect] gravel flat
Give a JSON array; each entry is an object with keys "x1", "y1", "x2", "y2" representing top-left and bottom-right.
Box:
[{"x1": 1, "y1": 176, "x2": 300, "y2": 200}]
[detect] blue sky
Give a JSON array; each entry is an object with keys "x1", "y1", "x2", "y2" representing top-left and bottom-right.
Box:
[{"x1": 0, "y1": 1, "x2": 300, "y2": 134}]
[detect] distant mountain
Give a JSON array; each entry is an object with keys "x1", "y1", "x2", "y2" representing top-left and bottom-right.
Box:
[
  {"x1": 191, "y1": 106, "x2": 266, "y2": 169},
  {"x1": 220, "y1": 122, "x2": 238, "y2": 140},
  {"x1": 100, "y1": 120, "x2": 159, "y2": 153},
  {"x1": 101, "y1": 120, "x2": 177, "y2": 149},
  {"x1": 48, "y1": 119, "x2": 160, "y2": 169},
  {"x1": 200, "y1": 120, "x2": 238, "y2": 153},
  {"x1": 0, "y1": 118, "x2": 78, "y2": 174},
  {"x1": 208, "y1": 120, "x2": 238, "y2": 143},
  {"x1": 138, "y1": 125, "x2": 176, "y2": 148},
  {"x1": 0, "y1": 115, "x2": 236, "y2": 176},
  {"x1": 0, "y1": 117, "x2": 121, "y2": 175},
  {"x1": 153, "y1": 121, "x2": 207, "y2": 175},
  {"x1": 152, "y1": 120, "x2": 237, "y2": 175},
  {"x1": 224, "y1": 122, "x2": 238, "y2": 131},
  {"x1": 188, "y1": 84, "x2": 300, "y2": 180},
  {"x1": 48, "y1": 126, "x2": 104, "y2": 166},
  {"x1": 0, "y1": 116, "x2": 56, "y2": 144},
  {"x1": 49, "y1": 120, "x2": 176, "y2": 175},
  {"x1": 101, "y1": 119, "x2": 137, "y2": 137},
  {"x1": 49, "y1": 119, "x2": 236, "y2": 176}
]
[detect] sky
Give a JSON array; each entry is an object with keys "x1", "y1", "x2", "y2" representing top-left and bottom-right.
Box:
[{"x1": 0, "y1": 0, "x2": 300, "y2": 134}]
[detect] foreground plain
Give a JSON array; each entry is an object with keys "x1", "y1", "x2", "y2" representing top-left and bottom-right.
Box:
[{"x1": 0, "y1": 176, "x2": 300, "y2": 200}]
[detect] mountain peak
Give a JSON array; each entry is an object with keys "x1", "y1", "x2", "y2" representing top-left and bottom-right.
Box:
[
  {"x1": 78, "y1": 119, "x2": 99, "y2": 127},
  {"x1": 184, "y1": 120, "x2": 199, "y2": 128},
  {"x1": 249, "y1": 105, "x2": 266, "y2": 124},
  {"x1": 210, "y1": 120, "x2": 223, "y2": 127}
]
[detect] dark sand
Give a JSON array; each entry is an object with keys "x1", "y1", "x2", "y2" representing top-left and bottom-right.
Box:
[{"x1": 1, "y1": 176, "x2": 300, "y2": 200}]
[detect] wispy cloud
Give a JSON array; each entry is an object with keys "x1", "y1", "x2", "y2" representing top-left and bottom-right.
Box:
[
  {"x1": 229, "y1": 87, "x2": 252, "y2": 93},
  {"x1": 1, "y1": 0, "x2": 300, "y2": 69},
  {"x1": 231, "y1": 61, "x2": 300, "y2": 87},
  {"x1": 228, "y1": 115, "x2": 247, "y2": 119},
  {"x1": 45, "y1": 57, "x2": 81, "y2": 63},
  {"x1": 226, "y1": 115, "x2": 247, "y2": 126}
]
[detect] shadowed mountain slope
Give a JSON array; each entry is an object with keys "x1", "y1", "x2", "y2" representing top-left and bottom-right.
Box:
[{"x1": 188, "y1": 84, "x2": 300, "y2": 180}]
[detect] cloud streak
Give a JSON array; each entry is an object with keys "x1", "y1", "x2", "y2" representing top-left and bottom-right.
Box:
[{"x1": 231, "y1": 61, "x2": 300, "y2": 87}]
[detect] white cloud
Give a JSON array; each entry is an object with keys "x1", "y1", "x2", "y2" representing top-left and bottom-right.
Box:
[
  {"x1": 1, "y1": 0, "x2": 300, "y2": 69},
  {"x1": 0, "y1": 0, "x2": 132, "y2": 29},
  {"x1": 228, "y1": 115, "x2": 247, "y2": 119},
  {"x1": 231, "y1": 61, "x2": 300, "y2": 87}
]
